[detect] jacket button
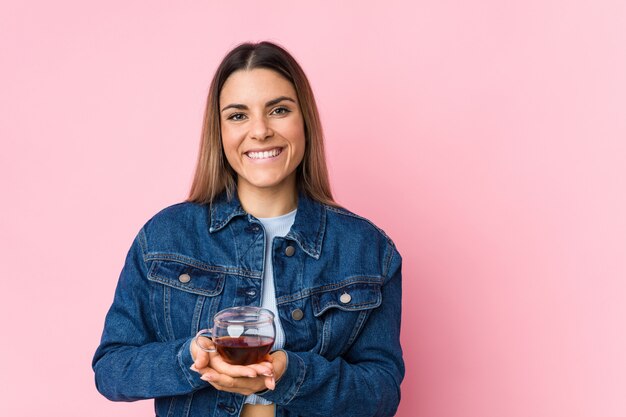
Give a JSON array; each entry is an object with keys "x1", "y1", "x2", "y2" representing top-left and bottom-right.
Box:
[
  {"x1": 284, "y1": 245, "x2": 295, "y2": 257},
  {"x1": 291, "y1": 308, "x2": 304, "y2": 320},
  {"x1": 340, "y1": 292, "x2": 352, "y2": 304},
  {"x1": 178, "y1": 273, "x2": 191, "y2": 283}
]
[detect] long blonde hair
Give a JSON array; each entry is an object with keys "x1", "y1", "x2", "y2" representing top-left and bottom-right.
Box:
[{"x1": 188, "y1": 41, "x2": 336, "y2": 206}]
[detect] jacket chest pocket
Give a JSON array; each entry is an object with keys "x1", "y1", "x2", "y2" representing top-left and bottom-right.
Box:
[
  {"x1": 311, "y1": 278, "x2": 383, "y2": 358},
  {"x1": 147, "y1": 260, "x2": 225, "y2": 341}
]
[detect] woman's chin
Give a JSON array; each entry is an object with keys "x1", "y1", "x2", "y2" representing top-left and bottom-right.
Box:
[{"x1": 238, "y1": 173, "x2": 296, "y2": 193}]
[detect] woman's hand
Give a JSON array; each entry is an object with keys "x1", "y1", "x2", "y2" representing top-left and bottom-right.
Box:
[{"x1": 190, "y1": 336, "x2": 287, "y2": 395}]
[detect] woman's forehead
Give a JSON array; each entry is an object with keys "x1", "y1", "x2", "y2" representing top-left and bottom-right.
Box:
[{"x1": 220, "y1": 68, "x2": 296, "y2": 103}]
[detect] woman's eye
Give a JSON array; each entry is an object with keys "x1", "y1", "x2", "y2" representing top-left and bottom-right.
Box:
[
  {"x1": 271, "y1": 107, "x2": 291, "y2": 116},
  {"x1": 227, "y1": 113, "x2": 246, "y2": 121}
]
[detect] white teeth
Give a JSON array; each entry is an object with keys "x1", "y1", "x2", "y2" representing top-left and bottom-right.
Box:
[{"x1": 247, "y1": 148, "x2": 281, "y2": 159}]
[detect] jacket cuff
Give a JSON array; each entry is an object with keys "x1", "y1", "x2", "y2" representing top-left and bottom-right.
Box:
[
  {"x1": 257, "y1": 350, "x2": 306, "y2": 404},
  {"x1": 176, "y1": 337, "x2": 209, "y2": 389}
]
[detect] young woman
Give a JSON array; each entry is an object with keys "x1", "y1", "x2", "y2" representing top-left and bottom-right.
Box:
[{"x1": 93, "y1": 41, "x2": 404, "y2": 417}]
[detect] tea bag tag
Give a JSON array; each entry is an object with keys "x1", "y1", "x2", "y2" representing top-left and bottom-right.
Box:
[{"x1": 227, "y1": 324, "x2": 244, "y2": 338}]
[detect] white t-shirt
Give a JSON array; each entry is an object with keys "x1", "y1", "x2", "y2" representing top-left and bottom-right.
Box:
[{"x1": 244, "y1": 209, "x2": 296, "y2": 405}]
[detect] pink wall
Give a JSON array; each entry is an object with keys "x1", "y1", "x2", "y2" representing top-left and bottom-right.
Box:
[{"x1": 1, "y1": 1, "x2": 625, "y2": 416}]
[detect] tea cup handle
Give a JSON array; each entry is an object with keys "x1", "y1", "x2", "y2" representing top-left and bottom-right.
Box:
[{"x1": 195, "y1": 329, "x2": 217, "y2": 353}]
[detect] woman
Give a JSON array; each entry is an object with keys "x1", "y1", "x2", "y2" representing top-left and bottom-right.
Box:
[{"x1": 93, "y1": 41, "x2": 404, "y2": 417}]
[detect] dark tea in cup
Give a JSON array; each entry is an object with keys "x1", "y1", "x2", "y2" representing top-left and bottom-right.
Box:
[
  {"x1": 196, "y1": 306, "x2": 275, "y2": 365},
  {"x1": 214, "y1": 335, "x2": 274, "y2": 365}
]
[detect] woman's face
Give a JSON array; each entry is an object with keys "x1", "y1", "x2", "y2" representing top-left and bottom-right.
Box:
[{"x1": 219, "y1": 68, "x2": 306, "y2": 196}]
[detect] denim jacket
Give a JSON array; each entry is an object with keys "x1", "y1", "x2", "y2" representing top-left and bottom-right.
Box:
[{"x1": 92, "y1": 192, "x2": 404, "y2": 417}]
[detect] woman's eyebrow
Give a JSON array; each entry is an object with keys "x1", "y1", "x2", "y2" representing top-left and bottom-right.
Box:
[
  {"x1": 265, "y1": 96, "x2": 297, "y2": 108},
  {"x1": 221, "y1": 96, "x2": 296, "y2": 112}
]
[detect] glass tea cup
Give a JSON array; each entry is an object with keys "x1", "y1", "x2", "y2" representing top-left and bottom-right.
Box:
[{"x1": 196, "y1": 306, "x2": 275, "y2": 365}]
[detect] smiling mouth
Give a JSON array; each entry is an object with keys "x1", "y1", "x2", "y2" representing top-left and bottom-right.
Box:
[{"x1": 245, "y1": 147, "x2": 283, "y2": 160}]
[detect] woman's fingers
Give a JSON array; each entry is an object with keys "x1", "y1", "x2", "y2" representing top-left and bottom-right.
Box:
[
  {"x1": 191, "y1": 356, "x2": 266, "y2": 379},
  {"x1": 263, "y1": 375, "x2": 276, "y2": 391},
  {"x1": 190, "y1": 343, "x2": 274, "y2": 383},
  {"x1": 193, "y1": 350, "x2": 211, "y2": 370},
  {"x1": 192, "y1": 337, "x2": 214, "y2": 369},
  {"x1": 201, "y1": 370, "x2": 274, "y2": 395},
  {"x1": 208, "y1": 354, "x2": 261, "y2": 378},
  {"x1": 199, "y1": 367, "x2": 222, "y2": 384},
  {"x1": 192, "y1": 355, "x2": 276, "y2": 394},
  {"x1": 195, "y1": 335, "x2": 216, "y2": 353},
  {"x1": 247, "y1": 362, "x2": 274, "y2": 377}
]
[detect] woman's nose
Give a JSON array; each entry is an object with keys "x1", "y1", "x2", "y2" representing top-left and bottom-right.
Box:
[{"x1": 249, "y1": 117, "x2": 273, "y2": 141}]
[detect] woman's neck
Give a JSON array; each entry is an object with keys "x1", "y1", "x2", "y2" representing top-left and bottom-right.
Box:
[{"x1": 237, "y1": 179, "x2": 298, "y2": 218}]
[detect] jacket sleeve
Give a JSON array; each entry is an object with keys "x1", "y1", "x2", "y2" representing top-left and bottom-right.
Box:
[
  {"x1": 92, "y1": 229, "x2": 208, "y2": 401},
  {"x1": 259, "y1": 242, "x2": 405, "y2": 417}
]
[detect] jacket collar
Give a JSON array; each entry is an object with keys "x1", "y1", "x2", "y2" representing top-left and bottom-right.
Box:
[
  {"x1": 209, "y1": 190, "x2": 326, "y2": 259},
  {"x1": 209, "y1": 192, "x2": 247, "y2": 233}
]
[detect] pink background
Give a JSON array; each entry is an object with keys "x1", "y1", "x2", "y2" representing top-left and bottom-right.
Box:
[{"x1": 1, "y1": 1, "x2": 625, "y2": 416}]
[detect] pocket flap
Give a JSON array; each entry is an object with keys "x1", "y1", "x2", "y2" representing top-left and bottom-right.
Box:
[
  {"x1": 147, "y1": 260, "x2": 225, "y2": 297},
  {"x1": 311, "y1": 278, "x2": 383, "y2": 317}
]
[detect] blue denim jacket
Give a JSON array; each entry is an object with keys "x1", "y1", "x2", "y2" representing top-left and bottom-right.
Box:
[{"x1": 93, "y1": 192, "x2": 404, "y2": 417}]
